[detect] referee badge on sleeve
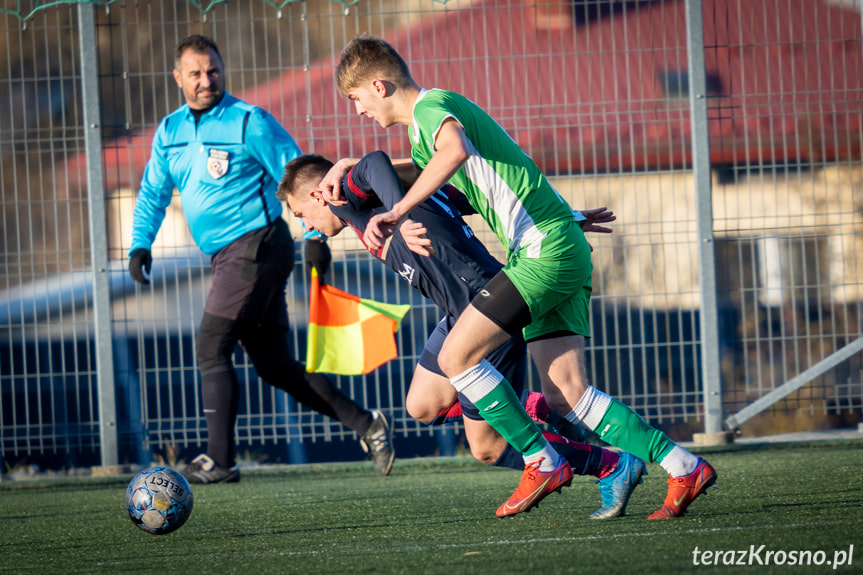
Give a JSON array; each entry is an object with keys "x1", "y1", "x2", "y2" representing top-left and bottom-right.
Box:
[{"x1": 207, "y1": 149, "x2": 230, "y2": 179}]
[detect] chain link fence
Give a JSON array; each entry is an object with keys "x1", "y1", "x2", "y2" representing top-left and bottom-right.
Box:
[{"x1": 2, "y1": 0, "x2": 862, "y2": 471}]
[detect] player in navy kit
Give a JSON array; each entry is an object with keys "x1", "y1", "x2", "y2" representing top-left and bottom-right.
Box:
[{"x1": 278, "y1": 151, "x2": 646, "y2": 519}]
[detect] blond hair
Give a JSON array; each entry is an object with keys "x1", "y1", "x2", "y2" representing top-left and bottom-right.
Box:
[{"x1": 336, "y1": 34, "x2": 414, "y2": 97}]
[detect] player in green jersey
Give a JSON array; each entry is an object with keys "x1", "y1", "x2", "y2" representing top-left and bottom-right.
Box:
[{"x1": 321, "y1": 34, "x2": 716, "y2": 520}]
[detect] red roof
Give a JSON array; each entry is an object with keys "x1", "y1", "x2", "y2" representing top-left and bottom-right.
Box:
[{"x1": 63, "y1": 0, "x2": 863, "y2": 194}]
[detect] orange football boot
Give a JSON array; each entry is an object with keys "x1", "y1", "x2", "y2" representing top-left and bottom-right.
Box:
[
  {"x1": 496, "y1": 456, "x2": 573, "y2": 518},
  {"x1": 648, "y1": 458, "x2": 717, "y2": 519}
]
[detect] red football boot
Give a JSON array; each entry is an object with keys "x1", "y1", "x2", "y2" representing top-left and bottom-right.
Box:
[
  {"x1": 648, "y1": 458, "x2": 717, "y2": 519},
  {"x1": 496, "y1": 456, "x2": 573, "y2": 518}
]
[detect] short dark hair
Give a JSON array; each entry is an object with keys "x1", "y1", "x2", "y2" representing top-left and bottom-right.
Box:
[
  {"x1": 175, "y1": 34, "x2": 223, "y2": 68},
  {"x1": 336, "y1": 33, "x2": 413, "y2": 97},
  {"x1": 277, "y1": 154, "x2": 334, "y2": 202}
]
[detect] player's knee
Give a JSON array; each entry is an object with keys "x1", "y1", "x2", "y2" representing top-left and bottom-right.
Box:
[
  {"x1": 196, "y1": 314, "x2": 236, "y2": 375},
  {"x1": 469, "y1": 443, "x2": 502, "y2": 465},
  {"x1": 249, "y1": 354, "x2": 293, "y2": 383},
  {"x1": 437, "y1": 345, "x2": 468, "y2": 379},
  {"x1": 405, "y1": 393, "x2": 436, "y2": 424},
  {"x1": 196, "y1": 344, "x2": 232, "y2": 375},
  {"x1": 438, "y1": 335, "x2": 496, "y2": 378},
  {"x1": 251, "y1": 362, "x2": 279, "y2": 384}
]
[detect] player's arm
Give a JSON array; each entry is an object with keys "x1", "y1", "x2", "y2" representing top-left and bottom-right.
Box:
[
  {"x1": 128, "y1": 122, "x2": 176, "y2": 284},
  {"x1": 130, "y1": 122, "x2": 175, "y2": 251},
  {"x1": 350, "y1": 151, "x2": 414, "y2": 210},
  {"x1": 320, "y1": 155, "x2": 420, "y2": 206},
  {"x1": 364, "y1": 118, "x2": 469, "y2": 251},
  {"x1": 246, "y1": 109, "x2": 322, "y2": 246},
  {"x1": 342, "y1": 152, "x2": 392, "y2": 212},
  {"x1": 245, "y1": 108, "x2": 302, "y2": 183},
  {"x1": 346, "y1": 152, "x2": 434, "y2": 256}
]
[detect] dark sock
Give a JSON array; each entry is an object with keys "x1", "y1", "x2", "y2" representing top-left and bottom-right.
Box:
[
  {"x1": 596, "y1": 448, "x2": 621, "y2": 479},
  {"x1": 542, "y1": 431, "x2": 605, "y2": 476},
  {"x1": 491, "y1": 443, "x2": 525, "y2": 470},
  {"x1": 490, "y1": 431, "x2": 608, "y2": 475},
  {"x1": 201, "y1": 368, "x2": 239, "y2": 468}
]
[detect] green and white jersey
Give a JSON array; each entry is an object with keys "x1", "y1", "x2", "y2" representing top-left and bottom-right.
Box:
[{"x1": 409, "y1": 88, "x2": 576, "y2": 260}]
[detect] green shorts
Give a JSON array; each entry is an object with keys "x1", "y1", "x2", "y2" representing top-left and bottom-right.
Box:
[{"x1": 502, "y1": 220, "x2": 593, "y2": 341}]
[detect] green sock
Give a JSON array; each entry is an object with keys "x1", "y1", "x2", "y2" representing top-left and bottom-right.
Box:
[
  {"x1": 594, "y1": 398, "x2": 676, "y2": 463},
  {"x1": 472, "y1": 381, "x2": 546, "y2": 457}
]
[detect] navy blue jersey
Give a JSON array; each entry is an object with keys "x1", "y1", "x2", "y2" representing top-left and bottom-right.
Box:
[{"x1": 329, "y1": 151, "x2": 504, "y2": 320}]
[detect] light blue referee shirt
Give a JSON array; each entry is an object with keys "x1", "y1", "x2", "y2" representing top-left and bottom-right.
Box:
[{"x1": 130, "y1": 92, "x2": 302, "y2": 256}]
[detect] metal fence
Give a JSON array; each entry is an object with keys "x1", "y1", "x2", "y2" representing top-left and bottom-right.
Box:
[{"x1": 2, "y1": 0, "x2": 862, "y2": 470}]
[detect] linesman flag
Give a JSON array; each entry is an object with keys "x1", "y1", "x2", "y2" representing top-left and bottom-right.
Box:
[{"x1": 306, "y1": 269, "x2": 410, "y2": 375}]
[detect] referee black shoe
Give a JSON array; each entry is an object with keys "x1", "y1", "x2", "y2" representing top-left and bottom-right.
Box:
[
  {"x1": 359, "y1": 410, "x2": 395, "y2": 476},
  {"x1": 182, "y1": 453, "x2": 240, "y2": 484}
]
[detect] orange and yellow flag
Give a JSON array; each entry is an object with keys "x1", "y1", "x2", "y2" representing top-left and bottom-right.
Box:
[{"x1": 306, "y1": 269, "x2": 410, "y2": 375}]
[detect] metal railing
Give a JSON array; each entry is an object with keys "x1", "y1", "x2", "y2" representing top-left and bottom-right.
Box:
[{"x1": 2, "y1": 0, "x2": 862, "y2": 470}]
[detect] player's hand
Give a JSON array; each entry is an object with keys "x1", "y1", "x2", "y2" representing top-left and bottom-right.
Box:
[
  {"x1": 399, "y1": 219, "x2": 434, "y2": 257},
  {"x1": 580, "y1": 207, "x2": 615, "y2": 234},
  {"x1": 579, "y1": 207, "x2": 615, "y2": 252},
  {"x1": 304, "y1": 238, "x2": 332, "y2": 282},
  {"x1": 364, "y1": 209, "x2": 402, "y2": 250},
  {"x1": 319, "y1": 158, "x2": 358, "y2": 206},
  {"x1": 129, "y1": 248, "x2": 153, "y2": 285}
]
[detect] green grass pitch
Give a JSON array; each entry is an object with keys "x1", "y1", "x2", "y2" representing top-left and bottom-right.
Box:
[{"x1": 2, "y1": 441, "x2": 862, "y2": 574}]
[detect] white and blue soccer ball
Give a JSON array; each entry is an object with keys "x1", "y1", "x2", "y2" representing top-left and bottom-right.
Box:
[{"x1": 126, "y1": 466, "x2": 194, "y2": 535}]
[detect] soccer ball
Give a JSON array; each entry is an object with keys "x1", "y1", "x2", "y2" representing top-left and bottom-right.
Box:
[{"x1": 126, "y1": 466, "x2": 194, "y2": 535}]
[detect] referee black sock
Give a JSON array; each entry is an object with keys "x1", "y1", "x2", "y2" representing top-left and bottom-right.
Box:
[{"x1": 201, "y1": 368, "x2": 239, "y2": 468}]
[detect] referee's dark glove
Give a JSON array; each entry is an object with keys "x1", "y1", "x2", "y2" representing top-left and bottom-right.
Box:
[
  {"x1": 305, "y1": 238, "x2": 331, "y2": 283},
  {"x1": 129, "y1": 248, "x2": 152, "y2": 285}
]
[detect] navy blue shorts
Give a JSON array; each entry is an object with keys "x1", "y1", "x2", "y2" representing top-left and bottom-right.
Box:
[{"x1": 418, "y1": 315, "x2": 528, "y2": 421}]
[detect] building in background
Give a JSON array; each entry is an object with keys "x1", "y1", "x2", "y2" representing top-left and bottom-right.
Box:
[{"x1": 2, "y1": 0, "x2": 862, "y2": 471}]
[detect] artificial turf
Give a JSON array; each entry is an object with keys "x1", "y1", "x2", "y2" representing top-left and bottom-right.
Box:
[{"x1": 2, "y1": 441, "x2": 862, "y2": 574}]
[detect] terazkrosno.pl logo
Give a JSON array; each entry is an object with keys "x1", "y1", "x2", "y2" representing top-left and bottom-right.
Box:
[{"x1": 692, "y1": 544, "x2": 854, "y2": 569}]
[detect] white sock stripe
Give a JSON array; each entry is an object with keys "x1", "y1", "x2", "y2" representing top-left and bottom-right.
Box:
[
  {"x1": 450, "y1": 359, "x2": 503, "y2": 403},
  {"x1": 583, "y1": 389, "x2": 612, "y2": 430},
  {"x1": 569, "y1": 386, "x2": 612, "y2": 431},
  {"x1": 567, "y1": 385, "x2": 595, "y2": 423}
]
